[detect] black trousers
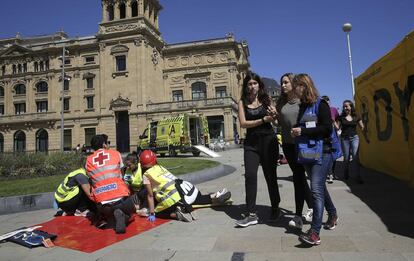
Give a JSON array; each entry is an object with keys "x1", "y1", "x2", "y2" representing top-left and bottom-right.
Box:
[
  {"x1": 57, "y1": 189, "x2": 96, "y2": 215},
  {"x1": 156, "y1": 191, "x2": 212, "y2": 218},
  {"x1": 243, "y1": 133, "x2": 280, "y2": 214},
  {"x1": 282, "y1": 143, "x2": 313, "y2": 216},
  {"x1": 97, "y1": 195, "x2": 138, "y2": 223}
]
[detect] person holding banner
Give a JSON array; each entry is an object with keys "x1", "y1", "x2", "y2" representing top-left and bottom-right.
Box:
[
  {"x1": 337, "y1": 100, "x2": 364, "y2": 184},
  {"x1": 290, "y1": 74, "x2": 338, "y2": 246}
]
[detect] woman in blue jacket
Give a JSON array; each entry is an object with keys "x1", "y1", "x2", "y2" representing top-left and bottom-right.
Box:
[{"x1": 290, "y1": 74, "x2": 338, "y2": 246}]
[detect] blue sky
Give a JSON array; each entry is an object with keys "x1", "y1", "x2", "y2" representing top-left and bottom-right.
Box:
[{"x1": 1, "y1": 0, "x2": 413, "y2": 109}]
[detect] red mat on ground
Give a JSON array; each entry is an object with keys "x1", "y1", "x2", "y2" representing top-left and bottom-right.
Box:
[{"x1": 36, "y1": 215, "x2": 170, "y2": 253}]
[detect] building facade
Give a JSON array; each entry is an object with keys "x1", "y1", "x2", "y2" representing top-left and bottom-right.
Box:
[{"x1": 0, "y1": 0, "x2": 250, "y2": 153}]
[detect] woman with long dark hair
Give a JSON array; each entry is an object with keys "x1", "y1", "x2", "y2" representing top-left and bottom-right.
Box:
[
  {"x1": 337, "y1": 100, "x2": 364, "y2": 183},
  {"x1": 291, "y1": 74, "x2": 338, "y2": 246},
  {"x1": 276, "y1": 73, "x2": 313, "y2": 230},
  {"x1": 236, "y1": 72, "x2": 280, "y2": 227}
]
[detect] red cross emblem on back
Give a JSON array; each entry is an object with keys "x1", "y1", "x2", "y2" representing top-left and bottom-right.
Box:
[{"x1": 93, "y1": 151, "x2": 110, "y2": 167}]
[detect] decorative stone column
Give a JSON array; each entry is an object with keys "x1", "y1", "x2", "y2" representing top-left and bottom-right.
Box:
[
  {"x1": 102, "y1": 1, "x2": 107, "y2": 22},
  {"x1": 144, "y1": 0, "x2": 149, "y2": 19},
  {"x1": 154, "y1": 10, "x2": 159, "y2": 29},
  {"x1": 126, "y1": 0, "x2": 132, "y2": 18},
  {"x1": 223, "y1": 109, "x2": 234, "y2": 142},
  {"x1": 148, "y1": 4, "x2": 153, "y2": 23},
  {"x1": 114, "y1": 1, "x2": 120, "y2": 20},
  {"x1": 138, "y1": 0, "x2": 144, "y2": 15}
]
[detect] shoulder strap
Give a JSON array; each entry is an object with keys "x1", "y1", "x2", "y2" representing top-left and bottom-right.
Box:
[{"x1": 314, "y1": 97, "x2": 322, "y2": 113}]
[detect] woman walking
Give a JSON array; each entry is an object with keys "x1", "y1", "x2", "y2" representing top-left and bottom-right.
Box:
[
  {"x1": 337, "y1": 100, "x2": 364, "y2": 183},
  {"x1": 290, "y1": 74, "x2": 338, "y2": 245},
  {"x1": 236, "y1": 72, "x2": 281, "y2": 227},
  {"x1": 276, "y1": 73, "x2": 313, "y2": 229}
]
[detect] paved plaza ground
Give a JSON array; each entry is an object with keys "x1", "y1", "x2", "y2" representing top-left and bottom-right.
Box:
[{"x1": 0, "y1": 147, "x2": 413, "y2": 261}]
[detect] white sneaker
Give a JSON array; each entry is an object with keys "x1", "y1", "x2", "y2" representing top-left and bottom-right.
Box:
[
  {"x1": 213, "y1": 188, "x2": 227, "y2": 198},
  {"x1": 302, "y1": 209, "x2": 313, "y2": 223},
  {"x1": 288, "y1": 215, "x2": 303, "y2": 229},
  {"x1": 212, "y1": 188, "x2": 231, "y2": 204},
  {"x1": 327, "y1": 174, "x2": 334, "y2": 184}
]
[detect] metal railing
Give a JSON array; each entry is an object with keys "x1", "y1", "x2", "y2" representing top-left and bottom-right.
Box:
[
  {"x1": 0, "y1": 111, "x2": 57, "y2": 123},
  {"x1": 146, "y1": 96, "x2": 238, "y2": 112}
]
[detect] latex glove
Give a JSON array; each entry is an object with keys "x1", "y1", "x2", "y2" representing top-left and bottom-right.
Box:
[{"x1": 147, "y1": 214, "x2": 156, "y2": 222}]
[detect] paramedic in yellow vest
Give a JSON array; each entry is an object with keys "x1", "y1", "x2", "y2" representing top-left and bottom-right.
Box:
[
  {"x1": 139, "y1": 150, "x2": 231, "y2": 222},
  {"x1": 85, "y1": 134, "x2": 138, "y2": 233},
  {"x1": 123, "y1": 153, "x2": 156, "y2": 221},
  {"x1": 54, "y1": 156, "x2": 96, "y2": 216}
]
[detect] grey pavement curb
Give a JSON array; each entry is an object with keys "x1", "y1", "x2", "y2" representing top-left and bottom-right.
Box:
[{"x1": 0, "y1": 163, "x2": 233, "y2": 215}]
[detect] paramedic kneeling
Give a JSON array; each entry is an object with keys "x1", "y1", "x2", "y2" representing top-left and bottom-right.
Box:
[
  {"x1": 139, "y1": 150, "x2": 231, "y2": 222},
  {"x1": 85, "y1": 134, "x2": 137, "y2": 233},
  {"x1": 54, "y1": 156, "x2": 96, "y2": 216}
]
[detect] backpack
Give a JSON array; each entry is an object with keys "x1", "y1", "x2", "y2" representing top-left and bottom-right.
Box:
[
  {"x1": 330, "y1": 125, "x2": 342, "y2": 160},
  {"x1": 296, "y1": 98, "x2": 323, "y2": 164},
  {"x1": 175, "y1": 179, "x2": 199, "y2": 212}
]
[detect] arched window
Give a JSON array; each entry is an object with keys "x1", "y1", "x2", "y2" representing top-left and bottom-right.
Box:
[
  {"x1": 191, "y1": 82, "x2": 207, "y2": 100},
  {"x1": 0, "y1": 133, "x2": 3, "y2": 153},
  {"x1": 131, "y1": 1, "x2": 138, "y2": 17},
  {"x1": 14, "y1": 130, "x2": 26, "y2": 152},
  {"x1": 0, "y1": 86, "x2": 4, "y2": 97},
  {"x1": 36, "y1": 129, "x2": 48, "y2": 152},
  {"x1": 14, "y1": 84, "x2": 26, "y2": 95},
  {"x1": 107, "y1": 5, "x2": 114, "y2": 21},
  {"x1": 36, "y1": 81, "x2": 48, "y2": 93},
  {"x1": 119, "y1": 3, "x2": 126, "y2": 19}
]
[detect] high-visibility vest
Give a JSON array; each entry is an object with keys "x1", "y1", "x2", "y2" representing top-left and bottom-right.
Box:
[
  {"x1": 124, "y1": 163, "x2": 143, "y2": 192},
  {"x1": 54, "y1": 168, "x2": 87, "y2": 203},
  {"x1": 86, "y1": 149, "x2": 130, "y2": 203},
  {"x1": 144, "y1": 165, "x2": 181, "y2": 213}
]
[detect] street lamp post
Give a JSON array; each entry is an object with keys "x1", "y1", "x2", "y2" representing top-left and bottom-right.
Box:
[
  {"x1": 60, "y1": 46, "x2": 68, "y2": 152},
  {"x1": 342, "y1": 23, "x2": 356, "y2": 99}
]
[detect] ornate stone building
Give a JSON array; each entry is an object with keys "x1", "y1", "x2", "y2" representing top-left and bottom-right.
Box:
[{"x1": 0, "y1": 0, "x2": 249, "y2": 153}]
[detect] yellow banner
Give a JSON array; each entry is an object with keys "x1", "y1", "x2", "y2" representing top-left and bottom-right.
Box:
[{"x1": 355, "y1": 30, "x2": 414, "y2": 186}]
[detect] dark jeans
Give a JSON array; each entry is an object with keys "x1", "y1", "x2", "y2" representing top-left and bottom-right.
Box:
[
  {"x1": 282, "y1": 143, "x2": 313, "y2": 216},
  {"x1": 134, "y1": 188, "x2": 148, "y2": 208},
  {"x1": 304, "y1": 153, "x2": 337, "y2": 234},
  {"x1": 243, "y1": 133, "x2": 280, "y2": 214},
  {"x1": 341, "y1": 135, "x2": 361, "y2": 178},
  {"x1": 57, "y1": 189, "x2": 96, "y2": 215}
]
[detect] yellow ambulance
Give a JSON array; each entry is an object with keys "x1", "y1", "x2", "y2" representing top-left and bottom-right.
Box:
[{"x1": 138, "y1": 114, "x2": 210, "y2": 157}]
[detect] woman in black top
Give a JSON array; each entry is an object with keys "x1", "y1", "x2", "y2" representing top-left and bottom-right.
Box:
[
  {"x1": 337, "y1": 100, "x2": 364, "y2": 183},
  {"x1": 236, "y1": 72, "x2": 280, "y2": 227}
]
